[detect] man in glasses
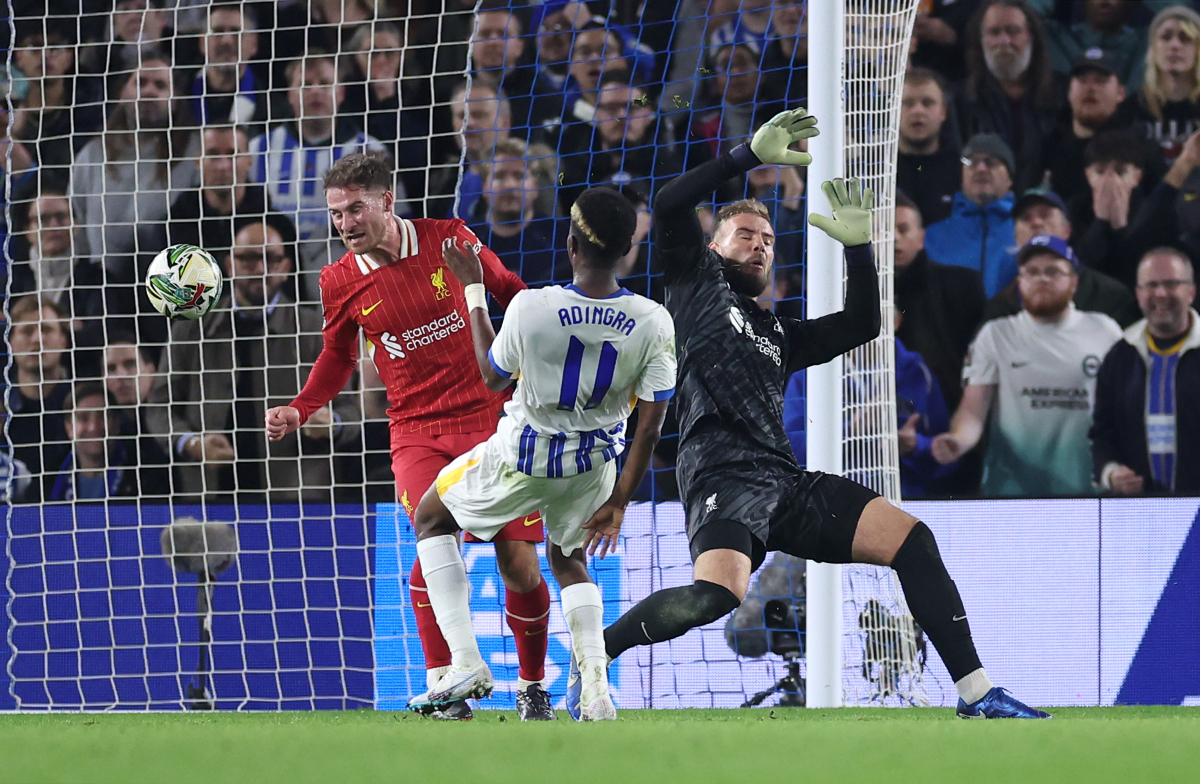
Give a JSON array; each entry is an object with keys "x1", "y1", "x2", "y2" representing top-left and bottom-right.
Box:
[
  {"x1": 150, "y1": 215, "x2": 360, "y2": 504},
  {"x1": 1091, "y1": 248, "x2": 1200, "y2": 495},
  {"x1": 932, "y1": 235, "x2": 1122, "y2": 497},
  {"x1": 925, "y1": 133, "x2": 1018, "y2": 298}
]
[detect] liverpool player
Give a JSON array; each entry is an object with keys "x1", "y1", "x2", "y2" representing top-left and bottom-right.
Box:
[
  {"x1": 597, "y1": 110, "x2": 1051, "y2": 719},
  {"x1": 265, "y1": 153, "x2": 554, "y2": 721}
]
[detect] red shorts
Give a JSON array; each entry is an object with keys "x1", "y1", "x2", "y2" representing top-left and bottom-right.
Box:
[{"x1": 391, "y1": 430, "x2": 544, "y2": 543}]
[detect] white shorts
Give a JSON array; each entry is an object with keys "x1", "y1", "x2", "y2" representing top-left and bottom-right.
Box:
[{"x1": 435, "y1": 435, "x2": 617, "y2": 556}]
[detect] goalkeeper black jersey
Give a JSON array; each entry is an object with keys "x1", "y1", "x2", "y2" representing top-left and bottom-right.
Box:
[{"x1": 654, "y1": 146, "x2": 881, "y2": 469}]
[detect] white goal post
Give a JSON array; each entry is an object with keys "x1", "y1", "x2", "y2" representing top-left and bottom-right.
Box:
[{"x1": 806, "y1": 0, "x2": 927, "y2": 708}]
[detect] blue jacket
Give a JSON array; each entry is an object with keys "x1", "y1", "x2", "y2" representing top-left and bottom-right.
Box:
[
  {"x1": 924, "y1": 191, "x2": 1018, "y2": 298},
  {"x1": 781, "y1": 340, "x2": 955, "y2": 499},
  {"x1": 896, "y1": 338, "x2": 954, "y2": 499}
]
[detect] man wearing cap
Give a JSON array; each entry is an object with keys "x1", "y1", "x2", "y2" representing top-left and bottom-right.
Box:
[
  {"x1": 924, "y1": 133, "x2": 1018, "y2": 299},
  {"x1": 931, "y1": 235, "x2": 1123, "y2": 497},
  {"x1": 1043, "y1": 49, "x2": 1135, "y2": 207},
  {"x1": 1091, "y1": 248, "x2": 1200, "y2": 496},
  {"x1": 983, "y1": 187, "x2": 1141, "y2": 327}
]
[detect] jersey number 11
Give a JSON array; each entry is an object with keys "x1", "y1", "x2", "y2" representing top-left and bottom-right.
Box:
[{"x1": 557, "y1": 336, "x2": 618, "y2": 412}]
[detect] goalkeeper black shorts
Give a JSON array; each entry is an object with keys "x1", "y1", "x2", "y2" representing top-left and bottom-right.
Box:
[{"x1": 679, "y1": 434, "x2": 879, "y2": 567}]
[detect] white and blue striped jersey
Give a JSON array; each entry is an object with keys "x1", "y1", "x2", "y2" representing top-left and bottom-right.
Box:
[
  {"x1": 248, "y1": 122, "x2": 400, "y2": 245},
  {"x1": 488, "y1": 285, "x2": 677, "y2": 478}
]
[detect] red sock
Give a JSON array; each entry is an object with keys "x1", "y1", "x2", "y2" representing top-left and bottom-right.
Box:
[
  {"x1": 409, "y1": 558, "x2": 452, "y2": 671},
  {"x1": 505, "y1": 579, "x2": 550, "y2": 683}
]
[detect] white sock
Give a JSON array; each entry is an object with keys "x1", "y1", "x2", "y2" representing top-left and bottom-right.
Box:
[
  {"x1": 416, "y1": 535, "x2": 483, "y2": 670},
  {"x1": 516, "y1": 677, "x2": 542, "y2": 692},
  {"x1": 560, "y1": 582, "x2": 607, "y2": 695},
  {"x1": 426, "y1": 665, "x2": 449, "y2": 691},
  {"x1": 955, "y1": 667, "x2": 993, "y2": 704}
]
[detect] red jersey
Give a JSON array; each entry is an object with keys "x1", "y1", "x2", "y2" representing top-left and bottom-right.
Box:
[{"x1": 290, "y1": 217, "x2": 526, "y2": 436}]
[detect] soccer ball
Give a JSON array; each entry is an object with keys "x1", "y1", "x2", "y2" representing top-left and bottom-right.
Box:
[{"x1": 145, "y1": 244, "x2": 224, "y2": 320}]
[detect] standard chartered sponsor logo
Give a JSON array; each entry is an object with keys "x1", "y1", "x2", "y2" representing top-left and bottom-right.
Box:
[{"x1": 401, "y1": 311, "x2": 467, "y2": 351}]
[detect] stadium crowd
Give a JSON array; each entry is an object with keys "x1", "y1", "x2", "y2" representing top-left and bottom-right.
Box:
[{"x1": 0, "y1": 0, "x2": 1196, "y2": 505}]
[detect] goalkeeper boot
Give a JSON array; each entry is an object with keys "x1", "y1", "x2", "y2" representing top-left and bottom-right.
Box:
[
  {"x1": 515, "y1": 683, "x2": 557, "y2": 721},
  {"x1": 957, "y1": 687, "x2": 1051, "y2": 719},
  {"x1": 566, "y1": 647, "x2": 583, "y2": 721},
  {"x1": 579, "y1": 684, "x2": 617, "y2": 722}
]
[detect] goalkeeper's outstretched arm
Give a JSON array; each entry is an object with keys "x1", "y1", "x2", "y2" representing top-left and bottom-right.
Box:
[
  {"x1": 655, "y1": 108, "x2": 818, "y2": 277},
  {"x1": 786, "y1": 178, "x2": 882, "y2": 371}
]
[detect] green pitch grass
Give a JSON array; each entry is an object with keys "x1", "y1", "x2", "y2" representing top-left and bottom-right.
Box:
[{"x1": 1, "y1": 707, "x2": 1197, "y2": 784}]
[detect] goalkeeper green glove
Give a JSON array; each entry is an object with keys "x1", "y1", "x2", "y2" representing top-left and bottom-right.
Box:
[
  {"x1": 749, "y1": 108, "x2": 819, "y2": 166},
  {"x1": 807, "y1": 178, "x2": 874, "y2": 247}
]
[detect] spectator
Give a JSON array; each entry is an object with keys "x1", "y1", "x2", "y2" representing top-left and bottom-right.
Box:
[
  {"x1": 895, "y1": 318, "x2": 955, "y2": 501},
  {"x1": 680, "y1": 40, "x2": 781, "y2": 180},
  {"x1": 893, "y1": 193, "x2": 987, "y2": 411},
  {"x1": 559, "y1": 20, "x2": 633, "y2": 129},
  {"x1": 340, "y1": 22, "x2": 431, "y2": 208},
  {"x1": 932, "y1": 236, "x2": 1123, "y2": 496},
  {"x1": 1044, "y1": 0, "x2": 1145, "y2": 90},
  {"x1": 470, "y1": 137, "x2": 571, "y2": 287},
  {"x1": 897, "y1": 68, "x2": 961, "y2": 225},
  {"x1": 1092, "y1": 248, "x2": 1199, "y2": 495},
  {"x1": 1043, "y1": 50, "x2": 1135, "y2": 207},
  {"x1": 956, "y1": 0, "x2": 1060, "y2": 192},
  {"x1": 909, "y1": 0, "x2": 984, "y2": 81},
  {"x1": 103, "y1": 334, "x2": 173, "y2": 492},
  {"x1": 49, "y1": 382, "x2": 165, "y2": 501},
  {"x1": 248, "y1": 50, "x2": 394, "y2": 302},
  {"x1": 612, "y1": 183, "x2": 659, "y2": 301},
  {"x1": 10, "y1": 187, "x2": 104, "y2": 335},
  {"x1": 760, "y1": 0, "x2": 807, "y2": 105},
  {"x1": 158, "y1": 125, "x2": 282, "y2": 262},
  {"x1": 468, "y1": 1, "x2": 562, "y2": 139},
  {"x1": 1131, "y1": 5, "x2": 1200, "y2": 166},
  {"x1": 71, "y1": 55, "x2": 199, "y2": 296},
  {"x1": 984, "y1": 188, "x2": 1141, "y2": 327},
  {"x1": 147, "y1": 217, "x2": 361, "y2": 504},
  {"x1": 707, "y1": 0, "x2": 776, "y2": 56},
  {"x1": 529, "y1": 0, "x2": 592, "y2": 95},
  {"x1": 427, "y1": 81, "x2": 513, "y2": 221},
  {"x1": 9, "y1": 23, "x2": 103, "y2": 177},
  {"x1": 557, "y1": 71, "x2": 683, "y2": 212},
  {"x1": 658, "y1": 0, "x2": 739, "y2": 116},
  {"x1": 0, "y1": 90, "x2": 38, "y2": 265},
  {"x1": 924, "y1": 133, "x2": 1018, "y2": 298},
  {"x1": 189, "y1": 2, "x2": 269, "y2": 132},
  {"x1": 1071, "y1": 130, "x2": 1181, "y2": 289},
  {"x1": 5, "y1": 295, "x2": 72, "y2": 503},
  {"x1": 80, "y1": 0, "x2": 172, "y2": 92}
]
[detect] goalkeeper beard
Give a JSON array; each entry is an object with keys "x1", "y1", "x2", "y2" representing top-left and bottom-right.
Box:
[{"x1": 722, "y1": 256, "x2": 773, "y2": 298}]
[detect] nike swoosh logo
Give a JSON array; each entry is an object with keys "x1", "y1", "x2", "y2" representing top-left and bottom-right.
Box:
[
  {"x1": 1011, "y1": 361, "x2": 1029, "y2": 368},
  {"x1": 362, "y1": 300, "x2": 383, "y2": 316},
  {"x1": 523, "y1": 515, "x2": 543, "y2": 527},
  {"x1": 524, "y1": 626, "x2": 547, "y2": 636},
  {"x1": 953, "y1": 614, "x2": 967, "y2": 621},
  {"x1": 417, "y1": 602, "x2": 432, "y2": 608}
]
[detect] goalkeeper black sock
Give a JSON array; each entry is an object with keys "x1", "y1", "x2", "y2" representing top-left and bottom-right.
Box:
[
  {"x1": 889, "y1": 522, "x2": 983, "y2": 682},
  {"x1": 604, "y1": 580, "x2": 741, "y2": 660}
]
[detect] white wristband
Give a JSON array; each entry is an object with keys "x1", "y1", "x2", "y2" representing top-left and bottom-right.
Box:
[{"x1": 464, "y1": 283, "x2": 488, "y2": 312}]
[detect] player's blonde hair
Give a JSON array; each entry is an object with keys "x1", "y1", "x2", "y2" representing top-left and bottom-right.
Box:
[{"x1": 713, "y1": 199, "x2": 771, "y2": 239}]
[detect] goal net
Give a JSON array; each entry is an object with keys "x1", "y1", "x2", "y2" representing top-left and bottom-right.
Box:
[
  {"x1": 1, "y1": 0, "x2": 929, "y2": 711},
  {"x1": 838, "y1": 0, "x2": 930, "y2": 707}
]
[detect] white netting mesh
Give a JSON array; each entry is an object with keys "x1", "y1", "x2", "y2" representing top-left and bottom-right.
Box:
[
  {"x1": 840, "y1": 0, "x2": 928, "y2": 707},
  {"x1": 0, "y1": 0, "x2": 928, "y2": 711}
]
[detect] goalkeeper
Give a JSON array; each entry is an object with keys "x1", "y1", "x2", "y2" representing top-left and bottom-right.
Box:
[{"x1": 595, "y1": 110, "x2": 1049, "y2": 719}]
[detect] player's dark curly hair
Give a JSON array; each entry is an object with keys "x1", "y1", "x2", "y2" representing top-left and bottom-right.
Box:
[{"x1": 569, "y1": 187, "x2": 637, "y2": 268}]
